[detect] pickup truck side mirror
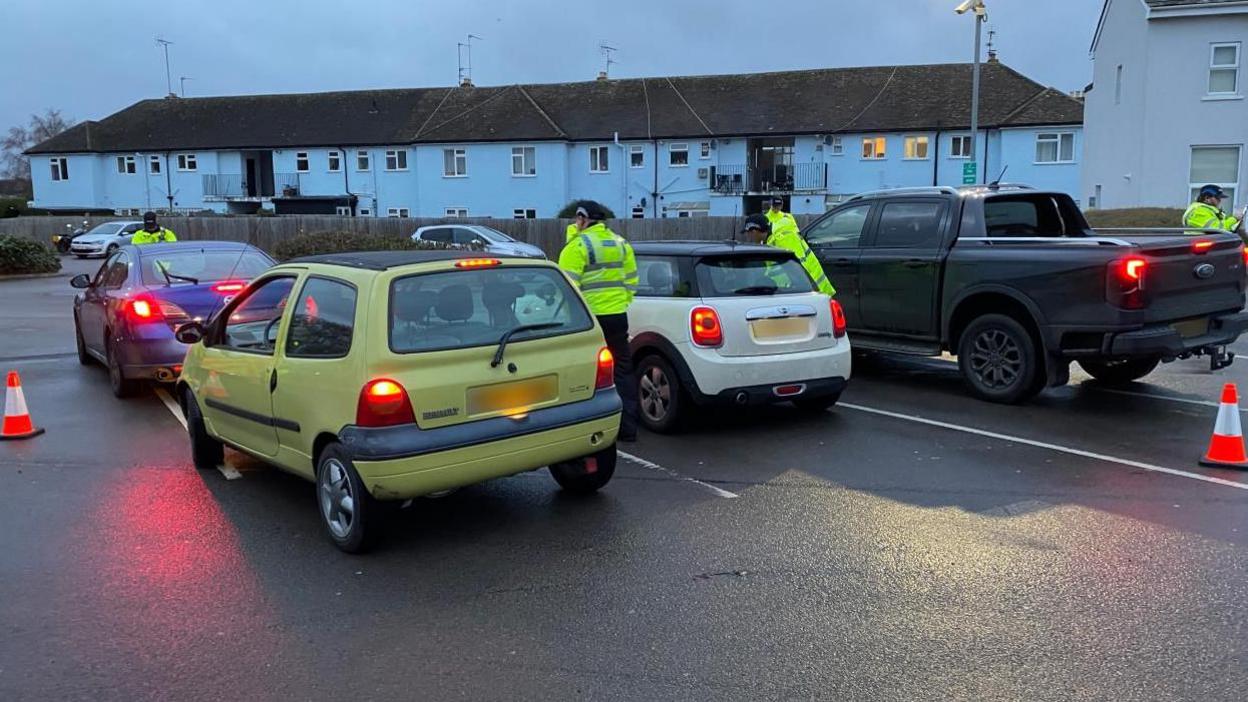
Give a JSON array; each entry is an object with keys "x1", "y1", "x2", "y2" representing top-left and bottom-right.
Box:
[
  {"x1": 70, "y1": 274, "x2": 91, "y2": 289},
  {"x1": 175, "y1": 321, "x2": 205, "y2": 345}
]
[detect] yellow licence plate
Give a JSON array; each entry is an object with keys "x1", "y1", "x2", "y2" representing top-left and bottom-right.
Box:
[
  {"x1": 751, "y1": 317, "x2": 809, "y2": 339},
  {"x1": 1173, "y1": 318, "x2": 1209, "y2": 339},
  {"x1": 466, "y1": 375, "x2": 558, "y2": 416}
]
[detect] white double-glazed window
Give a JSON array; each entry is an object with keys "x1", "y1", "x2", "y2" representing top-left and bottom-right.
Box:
[
  {"x1": 148, "y1": 155, "x2": 162, "y2": 174},
  {"x1": 358, "y1": 207, "x2": 373, "y2": 217},
  {"x1": 1190, "y1": 146, "x2": 1241, "y2": 206},
  {"x1": 116, "y1": 155, "x2": 136, "y2": 174},
  {"x1": 335, "y1": 205, "x2": 352, "y2": 216},
  {"x1": 631, "y1": 206, "x2": 645, "y2": 218},
  {"x1": 1035, "y1": 132, "x2": 1075, "y2": 163},
  {"x1": 629, "y1": 145, "x2": 645, "y2": 168},
  {"x1": 295, "y1": 151, "x2": 310, "y2": 172},
  {"x1": 176, "y1": 153, "x2": 197, "y2": 171},
  {"x1": 699, "y1": 141, "x2": 711, "y2": 159},
  {"x1": 356, "y1": 150, "x2": 371, "y2": 171},
  {"x1": 443, "y1": 148, "x2": 466, "y2": 176},
  {"x1": 49, "y1": 157, "x2": 69, "y2": 181},
  {"x1": 903, "y1": 136, "x2": 929, "y2": 160},
  {"x1": 386, "y1": 149, "x2": 408, "y2": 171},
  {"x1": 1210, "y1": 43, "x2": 1241, "y2": 96},
  {"x1": 589, "y1": 146, "x2": 609, "y2": 173},
  {"x1": 446, "y1": 207, "x2": 468, "y2": 218},
  {"x1": 387, "y1": 207, "x2": 411, "y2": 218},
  {"x1": 861, "y1": 137, "x2": 886, "y2": 160},
  {"x1": 328, "y1": 150, "x2": 341, "y2": 172},
  {"x1": 949, "y1": 135, "x2": 972, "y2": 159},
  {"x1": 511, "y1": 147, "x2": 536, "y2": 176},
  {"x1": 513, "y1": 208, "x2": 537, "y2": 219},
  {"x1": 829, "y1": 135, "x2": 843, "y2": 156},
  {"x1": 669, "y1": 143, "x2": 689, "y2": 167}
]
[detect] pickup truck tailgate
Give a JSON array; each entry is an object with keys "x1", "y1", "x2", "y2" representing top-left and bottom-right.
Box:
[{"x1": 1130, "y1": 236, "x2": 1245, "y2": 320}]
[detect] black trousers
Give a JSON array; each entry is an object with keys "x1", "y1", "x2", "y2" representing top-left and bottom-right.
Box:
[{"x1": 597, "y1": 312, "x2": 639, "y2": 439}]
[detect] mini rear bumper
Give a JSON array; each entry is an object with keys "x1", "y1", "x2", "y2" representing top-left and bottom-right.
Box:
[
  {"x1": 703, "y1": 376, "x2": 848, "y2": 406},
  {"x1": 1108, "y1": 311, "x2": 1248, "y2": 357}
]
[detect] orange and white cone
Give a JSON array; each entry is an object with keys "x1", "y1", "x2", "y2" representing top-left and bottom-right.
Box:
[
  {"x1": 1200, "y1": 383, "x2": 1248, "y2": 469},
  {"x1": 1, "y1": 371, "x2": 44, "y2": 440}
]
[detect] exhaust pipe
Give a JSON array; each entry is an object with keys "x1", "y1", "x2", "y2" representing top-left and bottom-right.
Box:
[
  {"x1": 154, "y1": 368, "x2": 175, "y2": 382},
  {"x1": 734, "y1": 391, "x2": 749, "y2": 405}
]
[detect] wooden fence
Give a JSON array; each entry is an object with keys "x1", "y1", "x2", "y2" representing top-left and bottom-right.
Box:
[{"x1": 1, "y1": 214, "x2": 817, "y2": 257}]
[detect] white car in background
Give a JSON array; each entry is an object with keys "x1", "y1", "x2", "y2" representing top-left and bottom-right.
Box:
[
  {"x1": 410, "y1": 224, "x2": 546, "y2": 259},
  {"x1": 69, "y1": 221, "x2": 143, "y2": 258},
  {"x1": 627, "y1": 241, "x2": 851, "y2": 432}
]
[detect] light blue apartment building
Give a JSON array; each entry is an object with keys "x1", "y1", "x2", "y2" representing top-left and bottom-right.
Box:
[{"x1": 27, "y1": 61, "x2": 1084, "y2": 218}]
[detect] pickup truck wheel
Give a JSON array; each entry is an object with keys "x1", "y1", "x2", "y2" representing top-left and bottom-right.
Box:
[
  {"x1": 637, "y1": 355, "x2": 685, "y2": 433},
  {"x1": 1078, "y1": 358, "x2": 1161, "y2": 386},
  {"x1": 316, "y1": 443, "x2": 380, "y2": 554},
  {"x1": 550, "y1": 444, "x2": 617, "y2": 494},
  {"x1": 958, "y1": 314, "x2": 1041, "y2": 404},
  {"x1": 182, "y1": 387, "x2": 224, "y2": 471}
]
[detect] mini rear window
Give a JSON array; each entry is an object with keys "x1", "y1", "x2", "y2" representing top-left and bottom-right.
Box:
[
  {"x1": 695, "y1": 255, "x2": 814, "y2": 297},
  {"x1": 140, "y1": 250, "x2": 273, "y2": 286},
  {"x1": 389, "y1": 266, "x2": 593, "y2": 353}
]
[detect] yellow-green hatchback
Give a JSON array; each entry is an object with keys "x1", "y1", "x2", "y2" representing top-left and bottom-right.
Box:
[{"x1": 175, "y1": 251, "x2": 621, "y2": 552}]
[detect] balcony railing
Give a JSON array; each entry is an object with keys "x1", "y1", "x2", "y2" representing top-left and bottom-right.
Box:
[
  {"x1": 203, "y1": 173, "x2": 301, "y2": 199},
  {"x1": 711, "y1": 163, "x2": 827, "y2": 194}
]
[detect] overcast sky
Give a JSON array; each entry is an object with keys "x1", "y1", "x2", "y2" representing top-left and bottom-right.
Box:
[{"x1": 4, "y1": 0, "x2": 1103, "y2": 133}]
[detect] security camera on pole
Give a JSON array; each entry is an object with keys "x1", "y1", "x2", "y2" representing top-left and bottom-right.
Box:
[{"x1": 955, "y1": 0, "x2": 987, "y2": 185}]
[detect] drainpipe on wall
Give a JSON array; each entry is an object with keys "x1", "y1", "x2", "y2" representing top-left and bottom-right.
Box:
[
  {"x1": 164, "y1": 152, "x2": 173, "y2": 212},
  {"x1": 982, "y1": 130, "x2": 990, "y2": 184},
  {"x1": 932, "y1": 125, "x2": 942, "y2": 186},
  {"x1": 652, "y1": 140, "x2": 660, "y2": 218},
  {"x1": 338, "y1": 145, "x2": 353, "y2": 215},
  {"x1": 614, "y1": 131, "x2": 627, "y2": 216},
  {"x1": 142, "y1": 152, "x2": 152, "y2": 210}
]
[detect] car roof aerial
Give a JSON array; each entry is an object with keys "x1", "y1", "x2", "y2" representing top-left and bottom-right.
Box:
[{"x1": 287, "y1": 250, "x2": 530, "y2": 271}]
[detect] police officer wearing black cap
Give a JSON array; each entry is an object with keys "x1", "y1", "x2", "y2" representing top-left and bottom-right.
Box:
[{"x1": 131, "y1": 211, "x2": 178, "y2": 245}]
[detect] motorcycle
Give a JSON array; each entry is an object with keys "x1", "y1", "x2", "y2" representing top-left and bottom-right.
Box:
[{"x1": 52, "y1": 220, "x2": 88, "y2": 254}]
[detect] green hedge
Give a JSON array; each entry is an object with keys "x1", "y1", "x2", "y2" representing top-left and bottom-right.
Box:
[
  {"x1": 0, "y1": 235, "x2": 61, "y2": 275},
  {"x1": 1085, "y1": 208, "x2": 1186, "y2": 229},
  {"x1": 272, "y1": 231, "x2": 480, "y2": 261}
]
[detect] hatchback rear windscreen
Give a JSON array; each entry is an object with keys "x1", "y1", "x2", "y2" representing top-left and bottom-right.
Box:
[
  {"x1": 140, "y1": 250, "x2": 273, "y2": 286},
  {"x1": 389, "y1": 266, "x2": 593, "y2": 353},
  {"x1": 696, "y1": 255, "x2": 815, "y2": 296}
]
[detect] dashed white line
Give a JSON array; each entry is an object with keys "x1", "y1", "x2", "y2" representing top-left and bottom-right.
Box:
[
  {"x1": 840, "y1": 401, "x2": 1248, "y2": 492},
  {"x1": 153, "y1": 387, "x2": 241, "y2": 480},
  {"x1": 619, "y1": 450, "x2": 739, "y2": 498}
]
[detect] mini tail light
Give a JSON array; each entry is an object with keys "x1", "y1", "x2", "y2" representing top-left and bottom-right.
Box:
[
  {"x1": 1192, "y1": 240, "x2": 1215, "y2": 254},
  {"x1": 210, "y1": 280, "x2": 247, "y2": 294},
  {"x1": 356, "y1": 378, "x2": 416, "y2": 427},
  {"x1": 830, "y1": 299, "x2": 847, "y2": 339},
  {"x1": 455, "y1": 258, "x2": 502, "y2": 269},
  {"x1": 595, "y1": 347, "x2": 615, "y2": 390},
  {"x1": 690, "y1": 306, "x2": 723, "y2": 347},
  {"x1": 1107, "y1": 256, "x2": 1148, "y2": 310}
]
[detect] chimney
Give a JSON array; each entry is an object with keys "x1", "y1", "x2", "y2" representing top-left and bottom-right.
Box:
[
  {"x1": 986, "y1": 49, "x2": 999, "y2": 64},
  {"x1": 460, "y1": 76, "x2": 474, "y2": 88},
  {"x1": 597, "y1": 71, "x2": 609, "y2": 81}
]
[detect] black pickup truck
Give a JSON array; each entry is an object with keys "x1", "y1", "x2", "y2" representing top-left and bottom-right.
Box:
[{"x1": 803, "y1": 185, "x2": 1248, "y2": 403}]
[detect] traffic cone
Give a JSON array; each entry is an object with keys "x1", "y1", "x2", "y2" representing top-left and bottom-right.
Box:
[
  {"x1": 1200, "y1": 383, "x2": 1248, "y2": 468},
  {"x1": 1, "y1": 371, "x2": 44, "y2": 440}
]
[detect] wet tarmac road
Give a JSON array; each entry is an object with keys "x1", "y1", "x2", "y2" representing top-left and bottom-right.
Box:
[{"x1": 3, "y1": 257, "x2": 1248, "y2": 700}]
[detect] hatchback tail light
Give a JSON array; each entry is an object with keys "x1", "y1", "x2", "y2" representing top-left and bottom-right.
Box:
[
  {"x1": 1107, "y1": 256, "x2": 1148, "y2": 310},
  {"x1": 830, "y1": 299, "x2": 847, "y2": 339},
  {"x1": 126, "y1": 293, "x2": 189, "y2": 324},
  {"x1": 690, "y1": 306, "x2": 723, "y2": 347},
  {"x1": 595, "y1": 347, "x2": 615, "y2": 390},
  {"x1": 356, "y1": 379, "x2": 416, "y2": 427}
]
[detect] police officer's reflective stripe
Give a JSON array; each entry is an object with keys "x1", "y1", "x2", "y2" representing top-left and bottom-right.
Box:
[
  {"x1": 581, "y1": 280, "x2": 630, "y2": 291},
  {"x1": 580, "y1": 234, "x2": 597, "y2": 265},
  {"x1": 584, "y1": 261, "x2": 624, "y2": 272},
  {"x1": 814, "y1": 274, "x2": 830, "y2": 286}
]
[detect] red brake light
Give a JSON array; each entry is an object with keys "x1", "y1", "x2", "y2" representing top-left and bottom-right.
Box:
[
  {"x1": 1120, "y1": 257, "x2": 1147, "y2": 283},
  {"x1": 1193, "y1": 240, "x2": 1215, "y2": 254},
  {"x1": 690, "y1": 306, "x2": 723, "y2": 347},
  {"x1": 1108, "y1": 257, "x2": 1148, "y2": 310},
  {"x1": 455, "y1": 258, "x2": 502, "y2": 269},
  {"x1": 211, "y1": 280, "x2": 247, "y2": 294},
  {"x1": 1242, "y1": 245, "x2": 1248, "y2": 266},
  {"x1": 830, "y1": 299, "x2": 847, "y2": 339},
  {"x1": 130, "y1": 297, "x2": 156, "y2": 319},
  {"x1": 356, "y1": 379, "x2": 416, "y2": 427},
  {"x1": 595, "y1": 347, "x2": 615, "y2": 390}
]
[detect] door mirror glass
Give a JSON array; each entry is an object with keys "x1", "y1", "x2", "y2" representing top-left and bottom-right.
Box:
[
  {"x1": 70, "y1": 273, "x2": 91, "y2": 289},
  {"x1": 175, "y1": 322, "x2": 205, "y2": 345}
]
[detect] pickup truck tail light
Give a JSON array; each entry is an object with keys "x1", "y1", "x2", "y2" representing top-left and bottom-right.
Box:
[
  {"x1": 595, "y1": 347, "x2": 615, "y2": 390},
  {"x1": 356, "y1": 379, "x2": 416, "y2": 427},
  {"x1": 1107, "y1": 257, "x2": 1148, "y2": 310},
  {"x1": 690, "y1": 306, "x2": 723, "y2": 347},
  {"x1": 830, "y1": 299, "x2": 847, "y2": 339}
]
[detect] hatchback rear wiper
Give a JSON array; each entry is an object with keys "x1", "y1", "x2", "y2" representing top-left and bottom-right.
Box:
[
  {"x1": 733, "y1": 285, "x2": 779, "y2": 295},
  {"x1": 491, "y1": 323, "x2": 563, "y2": 367}
]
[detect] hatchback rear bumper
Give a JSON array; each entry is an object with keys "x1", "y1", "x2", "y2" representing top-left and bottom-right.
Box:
[{"x1": 116, "y1": 336, "x2": 188, "y2": 380}]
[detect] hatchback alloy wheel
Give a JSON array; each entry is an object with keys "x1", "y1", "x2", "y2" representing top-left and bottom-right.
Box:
[
  {"x1": 319, "y1": 457, "x2": 356, "y2": 540},
  {"x1": 639, "y1": 365, "x2": 671, "y2": 422}
]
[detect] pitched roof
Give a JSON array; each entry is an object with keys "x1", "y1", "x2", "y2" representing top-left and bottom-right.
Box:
[{"x1": 27, "y1": 62, "x2": 1083, "y2": 155}]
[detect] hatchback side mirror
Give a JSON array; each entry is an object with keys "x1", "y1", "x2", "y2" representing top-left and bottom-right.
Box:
[
  {"x1": 175, "y1": 322, "x2": 205, "y2": 345},
  {"x1": 70, "y1": 274, "x2": 91, "y2": 289}
]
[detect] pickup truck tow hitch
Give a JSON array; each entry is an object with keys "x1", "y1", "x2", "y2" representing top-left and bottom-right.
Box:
[{"x1": 1207, "y1": 345, "x2": 1235, "y2": 371}]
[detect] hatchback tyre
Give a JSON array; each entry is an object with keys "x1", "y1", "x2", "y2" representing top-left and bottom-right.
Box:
[
  {"x1": 182, "y1": 388, "x2": 224, "y2": 471},
  {"x1": 317, "y1": 443, "x2": 380, "y2": 554},
  {"x1": 958, "y1": 314, "x2": 1041, "y2": 404},
  {"x1": 1078, "y1": 357, "x2": 1161, "y2": 386},
  {"x1": 637, "y1": 355, "x2": 685, "y2": 433},
  {"x1": 74, "y1": 314, "x2": 91, "y2": 366},
  {"x1": 550, "y1": 444, "x2": 617, "y2": 494},
  {"x1": 106, "y1": 334, "x2": 140, "y2": 398}
]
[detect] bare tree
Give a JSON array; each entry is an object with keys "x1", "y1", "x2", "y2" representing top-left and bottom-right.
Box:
[{"x1": 2, "y1": 109, "x2": 75, "y2": 182}]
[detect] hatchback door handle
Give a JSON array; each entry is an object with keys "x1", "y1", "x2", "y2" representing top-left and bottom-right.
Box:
[
  {"x1": 832, "y1": 257, "x2": 853, "y2": 266},
  {"x1": 269, "y1": 369, "x2": 277, "y2": 393},
  {"x1": 903, "y1": 259, "x2": 926, "y2": 269}
]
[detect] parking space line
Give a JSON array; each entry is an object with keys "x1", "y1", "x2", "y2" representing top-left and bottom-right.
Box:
[
  {"x1": 619, "y1": 450, "x2": 739, "y2": 498},
  {"x1": 1092, "y1": 386, "x2": 1237, "y2": 412},
  {"x1": 153, "y1": 387, "x2": 242, "y2": 481},
  {"x1": 840, "y1": 401, "x2": 1248, "y2": 492}
]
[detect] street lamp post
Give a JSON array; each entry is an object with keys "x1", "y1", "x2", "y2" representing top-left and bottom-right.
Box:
[{"x1": 955, "y1": 0, "x2": 987, "y2": 184}]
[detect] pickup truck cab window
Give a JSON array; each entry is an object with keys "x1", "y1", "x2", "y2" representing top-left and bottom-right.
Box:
[
  {"x1": 873, "y1": 202, "x2": 946, "y2": 249},
  {"x1": 807, "y1": 203, "x2": 871, "y2": 248},
  {"x1": 976, "y1": 194, "x2": 1086, "y2": 238}
]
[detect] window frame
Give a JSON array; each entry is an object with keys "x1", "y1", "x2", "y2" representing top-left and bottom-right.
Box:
[
  {"x1": 669, "y1": 142, "x2": 690, "y2": 167},
  {"x1": 510, "y1": 146, "x2": 536, "y2": 177},
  {"x1": 442, "y1": 148, "x2": 467, "y2": 177},
  {"x1": 629, "y1": 145, "x2": 645, "y2": 168},
  {"x1": 1209, "y1": 42, "x2": 1241, "y2": 96},
  {"x1": 949, "y1": 135, "x2": 972, "y2": 159},
  {"x1": 284, "y1": 275, "x2": 359, "y2": 360},
  {"x1": 699, "y1": 141, "x2": 711, "y2": 159},
  {"x1": 387, "y1": 207, "x2": 411, "y2": 218},
  {"x1": 385, "y1": 149, "x2": 409, "y2": 172},
  {"x1": 589, "y1": 145, "x2": 610, "y2": 173},
  {"x1": 861, "y1": 137, "x2": 887, "y2": 160},
  {"x1": 445, "y1": 207, "x2": 469, "y2": 218},
  {"x1": 830, "y1": 135, "x2": 844, "y2": 156},
  {"x1": 327, "y1": 150, "x2": 342, "y2": 173},
  {"x1": 631, "y1": 205, "x2": 645, "y2": 219},
  {"x1": 1188, "y1": 144, "x2": 1242, "y2": 208},
  {"x1": 512, "y1": 208, "x2": 537, "y2": 219},
  {"x1": 902, "y1": 135, "x2": 930, "y2": 161},
  {"x1": 1034, "y1": 132, "x2": 1076, "y2": 164},
  {"x1": 295, "y1": 151, "x2": 310, "y2": 173},
  {"x1": 358, "y1": 207, "x2": 372, "y2": 217},
  {"x1": 148, "y1": 155, "x2": 162, "y2": 174},
  {"x1": 176, "y1": 153, "x2": 197, "y2": 172},
  {"x1": 212, "y1": 275, "x2": 299, "y2": 356},
  {"x1": 356, "y1": 150, "x2": 371, "y2": 172},
  {"x1": 116, "y1": 155, "x2": 136, "y2": 174},
  {"x1": 49, "y1": 157, "x2": 69, "y2": 181}
]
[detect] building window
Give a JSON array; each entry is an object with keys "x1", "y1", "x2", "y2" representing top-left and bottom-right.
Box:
[
  {"x1": 1210, "y1": 43, "x2": 1241, "y2": 95},
  {"x1": 295, "y1": 151, "x2": 310, "y2": 173},
  {"x1": 511, "y1": 146, "x2": 536, "y2": 176},
  {"x1": 116, "y1": 155, "x2": 136, "y2": 174},
  {"x1": 949, "y1": 135, "x2": 972, "y2": 159},
  {"x1": 589, "y1": 146, "x2": 609, "y2": 173},
  {"x1": 699, "y1": 141, "x2": 711, "y2": 159},
  {"x1": 1114, "y1": 65, "x2": 1123, "y2": 105},
  {"x1": 176, "y1": 153, "x2": 197, "y2": 171},
  {"x1": 631, "y1": 206, "x2": 645, "y2": 218},
  {"x1": 386, "y1": 149, "x2": 408, "y2": 171},
  {"x1": 328, "y1": 150, "x2": 341, "y2": 172},
  {"x1": 445, "y1": 207, "x2": 468, "y2": 218},
  {"x1": 903, "y1": 136, "x2": 930, "y2": 160},
  {"x1": 358, "y1": 207, "x2": 372, "y2": 217},
  {"x1": 356, "y1": 150, "x2": 371, "y2": 171},
  {"x1": 49, "y1": 157, "x2": 69, "y2": 181},
  {"x1": 830, "y1": 136, "x2": 843, "y2": 156},
  {"x1": 148, "y1": 155, "x2": 162, "y2": 174},
  {"x1": 669, "y1": 143, "x2": 689, "y2": 167},
  {"x1": 387, "y1": 207, "x2": 410, "y2": 218},
  {"x1": 335, "y1": 205, "x2": 352, "y2": 216},
  {"x1": 1035, "y1": 132, "x2": 1075, "y2": 163},
  {"x1": 1190, "y1": 145, "x2": 1241, "y2": 206},
  {"x1": 513, "y1": 208, "x2": 537, "y2": 219},
  {"x1": 861, "y1": 137, "x2": 886, "y2": 160},
  {"x1": 674, "y1": 209, "x2": 709, "y2": 218},
  {"x1": 629, "y1": 145, "x2": 645, "y2": 168}
]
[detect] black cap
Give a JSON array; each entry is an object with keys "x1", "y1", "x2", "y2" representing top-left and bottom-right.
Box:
[
  {"x1": 770, "y1": 197, "x2": 784, "y2": 206},
  {"x1": 143, "y1": 211, "x2": 157, "y2": 223},
  {"x1": 1200, "y1": 185, "x2": 1227, "y2": 199},
  {"x1": 572, "y1": 199, "x2": 608, "y2": 221},
  {"x1": 742, "y1": 214, "x2": 771, "y2": 233}
]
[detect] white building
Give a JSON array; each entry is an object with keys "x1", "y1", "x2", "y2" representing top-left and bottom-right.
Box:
[{"x1": 1084, "y1": 0, "x2": 1248, "y2": 210}]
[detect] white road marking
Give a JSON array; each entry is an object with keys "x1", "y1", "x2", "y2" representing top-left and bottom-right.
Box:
[
  {"x1": 840, "y1": 401, "x2": 1248, "y2": 492},
  {"x1": 153, "y1": 387, "x2": 241, "y2": 480},
  {"x1": 1092, "y1": 386, "x2": 1237, "y2": 412},
  {"x1": 619, "y1": 450, "x2": 739, "y2": 498}
]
